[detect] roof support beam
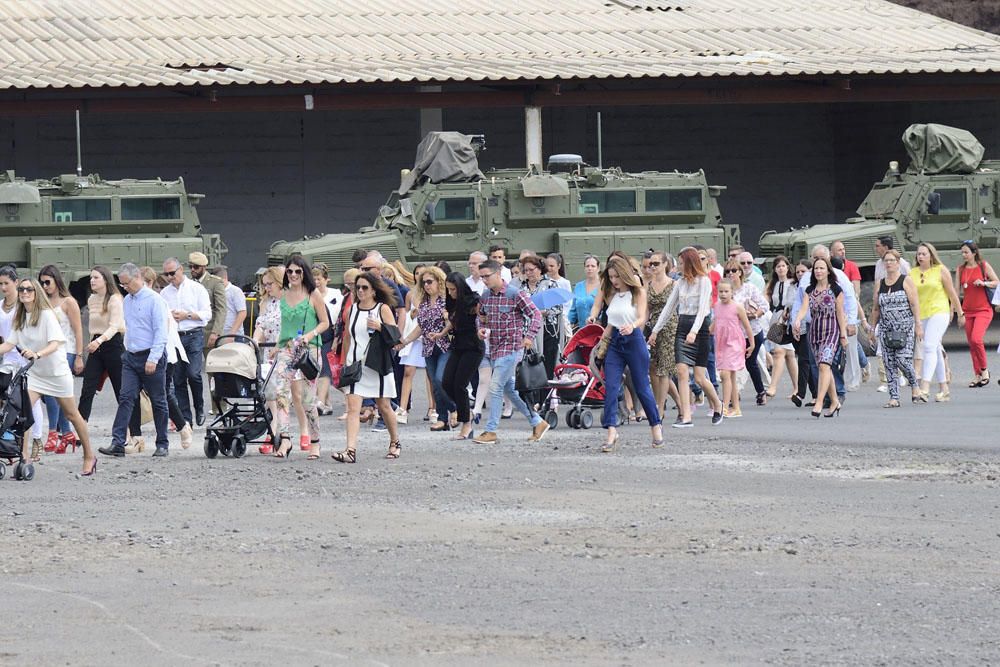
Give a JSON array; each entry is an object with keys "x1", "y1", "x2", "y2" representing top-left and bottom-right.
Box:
[{"x1": 3, "y1": 78, "x2": 1000, "y2": 115}]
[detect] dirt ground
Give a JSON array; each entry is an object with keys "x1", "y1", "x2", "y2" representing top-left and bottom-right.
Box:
[{"x1": 4, "y1": 354, "x2": 1000, "y2": 665}]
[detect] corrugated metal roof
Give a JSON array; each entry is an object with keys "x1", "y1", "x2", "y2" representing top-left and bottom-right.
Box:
[{"x1": 2, "y1": 0, "x2": 1000, "y2": 90}]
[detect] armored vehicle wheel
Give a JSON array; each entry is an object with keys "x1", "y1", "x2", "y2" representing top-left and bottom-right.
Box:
[
  {"x1": 544, "y1": 409, "x2": 558, "y2": 430},
  {"x1": 21, "y1": 463, "x2": 34, "y2": 481},
  {"x1": 580, "y1": 410, "x2": 594, "y2": 430},
  {"x1": 204, "y1": 433, "x2": 219, "y2": 459},
  {"x1": 565, "y1": 407, "x2": 579, "y2": 429},
  {"x1": 0, "y1": 461, "x2": 5, "y2": 479},
  {"x1": 12, "y1": 461, "x2": 23, "y2": 480},
  {"x1": 231, "y1": 434, "x2": 247, "y2": 459}
]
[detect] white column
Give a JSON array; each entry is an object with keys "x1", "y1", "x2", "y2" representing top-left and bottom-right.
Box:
[{"x1": 525, "y1": 106, "x2": 542, "y2": 169}]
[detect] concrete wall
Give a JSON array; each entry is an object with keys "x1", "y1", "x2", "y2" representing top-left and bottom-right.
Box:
[{"x1": 1, "y1": 98, "x2": 997, "y2": 280}]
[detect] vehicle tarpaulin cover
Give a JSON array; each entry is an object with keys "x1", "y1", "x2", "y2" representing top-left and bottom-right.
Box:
[
  {"x1": 398, "y1": 132, "x2": 484, "y2": 194},
  {"x1": 903, "y1": 123, "x2": 984, "y2": 174}
]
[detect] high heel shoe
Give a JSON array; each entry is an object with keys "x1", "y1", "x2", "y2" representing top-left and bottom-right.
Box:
[
  {"x1": 601, "y1": 433, "x2": 620, "y2": 453},
  {"x1": 272, "y1": 435, "x2": 293, "y2": 458},
  {"x1": 790, "y1": 394, "x2": 803, "y2": 408},
  {"x1": 299, "y1": 434, "x2": 311, "y2": 451},
  {"x1": 81, "y1": 458, "x2": 98, "y2": 477},
  {"x1": 810, "y1": 410, "x2": 822, "y2": 418},
  {"x1": 331, "y1": 448, "x2": 356, "y2": 463},
  {"x1": 385, "y1": 441, "x2": 401, "y2": 459},
  {"x1": 823, "y1": 403, "x2": 841, "y2": 418},
  {"x1": 44, "y1": 431, "x2": 59, "y2": 453},
  {"x1": 30, "y1": 438, "x2": 42, "y2": 462},
  {"x1": 429, "y1": 421, "x2": 451, "y2": 432}
]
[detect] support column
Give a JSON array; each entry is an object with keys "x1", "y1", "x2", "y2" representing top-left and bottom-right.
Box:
[
  {"x1": 525, "y1": 106, "x2": 542, "y2": 170},
  {"x1": 419, "y1": 85, "x2": 443, "y2": 136}
]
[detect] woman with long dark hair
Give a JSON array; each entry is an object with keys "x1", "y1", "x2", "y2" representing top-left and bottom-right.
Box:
[
  {"x1": 272, "y1": 254, "x2": 329, "y2": 459},
  {"x1": 334, "y1": 271, "x2": 401, "y2": 462},
  {"x1": 37, "y1": 265, "x2": 84, "y2": 454},
  {"x1": 764, "y1": 255, "x2": 798, "y2": 401},
  {"x1": 789, "y1": 259, "x2": 817, "y2": 407},
  {"x1": 792, "y1": 256, "x2": 847, "y2": 417},
  {"x1": 439, "y1": 272, "x2": 483, "y2": 440},
  {"x1": 955, "y1": 240, "x2": 997, "y2": 387},
  {"x1": 651, "y1": 247, "x2": 723, "y2": 427}
]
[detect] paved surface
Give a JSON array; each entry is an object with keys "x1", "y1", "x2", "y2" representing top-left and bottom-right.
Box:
[{"x1": 3, "y1": 351, "x2": 1000, "y2": 665}]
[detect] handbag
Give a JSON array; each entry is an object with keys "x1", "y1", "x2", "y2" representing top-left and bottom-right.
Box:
[
  {"x1": 139, "y1": 390, "x2": 153, "y2": 425},
  {"x1": 765, "y1": 309, "x2": 788, "y2": 344},
  {"x1": 291, "y1": 345, "x2": 320, "y2": 381},
  {"x1": 336, "y1": 305, "x2": 371, "y2": 389},
  {"x1": 883, "y1": 328, "x2": 908, "y2": 351},
  {"x1": 980, "y1": 263, "x2": 996, "y2": 304},
  {"x1": 857, "y1": 323, "x2": 877, "y2": 357},
  {"x1": 515, "y1": 349, "x2": 549, "y2": 393}
]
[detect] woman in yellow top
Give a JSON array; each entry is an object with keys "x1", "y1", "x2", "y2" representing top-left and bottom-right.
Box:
[{"x1": 911, "y1": 243, "x2": 962, "y2": 402}]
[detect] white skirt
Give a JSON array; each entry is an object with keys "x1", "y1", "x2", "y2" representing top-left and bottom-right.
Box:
[
  {"x1": 400, "y1": 338, "x2": 426, "y2": 368},
  {"x1": 28, "y1": 371, "x2": 74, "y2": 398}
]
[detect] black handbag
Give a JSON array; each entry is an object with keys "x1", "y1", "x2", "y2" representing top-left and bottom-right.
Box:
[
  {"x1": 291, "y1": 346, "x2": 320, "y2": 381},
  {"x1": 515, "y1": 349, "x2": 549, "y2": 393},
  {"x1": 336, "y1": 359, "x2": 362, "y2": 388},
  {"x1": 883, "y1": 328, "x2": 908, "y2": 351}
]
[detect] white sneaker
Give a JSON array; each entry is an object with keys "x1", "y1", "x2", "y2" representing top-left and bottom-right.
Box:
[
  {"x1": 395, "y1": 407, "x2": 408, "y2": 424},
  {"x1": 877, "y1": 384, "x2": 888, "y2": 393},
  {"x1": 180, "y1": 424, "x2": 193, "y2": 449}
]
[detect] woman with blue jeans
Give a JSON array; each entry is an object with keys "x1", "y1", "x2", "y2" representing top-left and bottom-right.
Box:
[
  {"x1": 600, "y1": 256, "x2": 663, "y2": 452},
  {"x1": 38, "y1": 265, "x2": 84, "y2": 454},
  {"x1": 396, "y1": 266, "x2": 456, "y2": 430}
]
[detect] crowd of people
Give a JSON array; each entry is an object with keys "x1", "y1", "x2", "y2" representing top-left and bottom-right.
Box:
[{"x1": 1, "y1": 234, "x2": 995, "y2": 474}]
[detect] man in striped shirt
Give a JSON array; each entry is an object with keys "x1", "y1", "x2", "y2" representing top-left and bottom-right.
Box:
[{"x1": 473, "y1": 260, "x2": 548, "y2": 444}]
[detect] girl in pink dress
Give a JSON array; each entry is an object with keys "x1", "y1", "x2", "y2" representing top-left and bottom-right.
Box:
[{"x1": 712, "y1": 280, "x2": 754, "y2": 418}]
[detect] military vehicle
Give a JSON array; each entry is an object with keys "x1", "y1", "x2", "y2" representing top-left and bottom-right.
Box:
[
  {"x1": 0, "y1": 170, "x2": 226, "y2": 301},
  {"x1": 759, "y1": 124, "x2": 1000, "y2": 276},
  {"x1": 268, "y1": 132, "x2": 738, "y2": 282}
]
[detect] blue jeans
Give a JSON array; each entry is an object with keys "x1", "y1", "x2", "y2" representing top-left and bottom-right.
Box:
[
  {"x1": 113, "y1": 351, "x2": 169, "y2": 449},
  {"x1": 424, "y1": 347, "x2": 455, "y2": 416},
  {"x1": 485, "y1": 350, "x2": 541, "y2": 433},
  {"x1": 603, "y1": 329, "x2": 661, "y2": 428},
  {"x1": 43, "y1": 353, "x2": 76, "y2": 433},
  {"x1": 173, "y1": 328, "x2": 205, "y2": 423}
]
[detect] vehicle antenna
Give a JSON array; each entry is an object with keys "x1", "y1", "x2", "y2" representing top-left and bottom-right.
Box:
[
  {"x1": 75, "y1": 109, "x2": 83, "y2": 177},
  {"x1": 596, "y1": 112, "x2": 603, "y2": 169}
]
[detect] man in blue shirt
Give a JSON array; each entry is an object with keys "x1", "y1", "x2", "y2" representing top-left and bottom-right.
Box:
[{"x1": 98, "y1": 263, "x2": 171, "y2": 457}]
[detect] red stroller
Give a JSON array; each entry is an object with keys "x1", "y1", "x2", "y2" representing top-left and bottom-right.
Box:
[{"x1": 541, "y1": 324, "x2": 623, "y2": 430}]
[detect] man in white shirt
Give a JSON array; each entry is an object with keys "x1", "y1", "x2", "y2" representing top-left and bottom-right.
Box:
[
  {"x1": 159, "y1": 256, "x2": 212, "y2": 426},
  {"x1": 739, "y1": 252, "x2": 767, "y2": 291},
  {"x1": 211, "y1": 266, "x2": 248, "y2": 336},
  {"x1": 873, "y1": 236, "x2": 910, "y2": 283},
  {"x1": 466, "y1": 251, "x2": 488, "y2": 295},
  {"x1": 489, "y1": 245, "x2": 513, "y2": 283}
]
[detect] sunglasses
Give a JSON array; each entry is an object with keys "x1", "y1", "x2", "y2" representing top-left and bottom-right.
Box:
[
  {"x1": 40, "y1": 279, "x2": 53, "y2": 287},
  {"x1": 648, "y1": 261, "x2": 662, "y2": 267},
  {"x1": 421, "y1": 279, "x2": 435, "y2": 286},
  {"x1": 17, "y1": 286, "x2": 34, "y2": 293},
  {"x1": 726, "y1": 268, "x2": 741, "y2": 274},
  {"x1": 161, "y1": 268, "x2": 180, "y2": 277},
  {"x1": 739, "y1": 261, "x2": 753, "y2": 265},
  {"x1": 356, "y1": 284, "x2": 371, "y2": 292},
  {"x1": 286, "y1": 268, "x2": 303, "y2": 275}
]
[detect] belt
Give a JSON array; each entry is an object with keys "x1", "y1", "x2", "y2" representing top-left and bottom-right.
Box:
[
  {"x1": 178, "y1": 328, "x2": 204, "y2": 336},
  {"x1": 127, "y1": 348, "x2": 151, "y2": 356}
]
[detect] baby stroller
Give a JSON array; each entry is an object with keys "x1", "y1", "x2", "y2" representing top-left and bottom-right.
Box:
[
  {"x1": 0, "y1": 360, "x2": 35, "y2": 480},
  {"x1": 203, "y1": 335, "x2": 276, "y2": 459},
  {"x1": 541, "y1": 324, "x2": 624, "y2": 430}
]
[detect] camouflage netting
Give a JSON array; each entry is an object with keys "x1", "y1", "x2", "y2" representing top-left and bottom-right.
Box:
[
  {"x1": 398, "y1": 132, "x2": 484, "y2": 194},
  {"x1": 903, "y1": 123, "x2": 985, "y2": 174}
]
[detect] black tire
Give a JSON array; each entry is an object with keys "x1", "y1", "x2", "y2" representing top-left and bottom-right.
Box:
[
  {"x1": 0, "y1": 461, "x2": 5, "y2": 480},
  {"x1": 580, "y1": 410, "x2": 594, "y2": 430},
  {"x1": 204, "y1": 433, "x2": 219, "y2": 459},
  {"x1": 218, "y1": 433, "x2": 232, "y2": 457},
  {"x1": 544, "y1": 409, "x2": 558, "y2": 430},
  {"x1": 21, "y1": 463, "x2": 34, "y2": 481},
  {"x1": 12, "y1": 461, "x2": 23, "y2": 481},
  {"x1": 565, "y1": 407, "x2": 579, "y2": 429},
  {"x1": 231, "y1": 434, "x2": 247, "y2": 459}
]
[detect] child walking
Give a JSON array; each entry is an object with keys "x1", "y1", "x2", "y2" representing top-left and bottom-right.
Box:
[{"x1": 712, "y1": 280, "x2": 754, "y2": 418}]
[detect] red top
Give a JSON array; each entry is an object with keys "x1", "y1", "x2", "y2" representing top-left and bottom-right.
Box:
[
  {"x1": 708, "y1": 269, "x2": 721, "y2": 305},
  {"x1": 959, "y1": 265, "x2": 992, "y2": 313},
  {"x1": 842, "y1": 259, "x2": 862, "y2": 283}
]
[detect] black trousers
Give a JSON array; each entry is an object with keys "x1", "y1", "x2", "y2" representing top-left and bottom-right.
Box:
[
  {"x1": 165, "y1": 362, "x2": 187, "y2": 430},
  {"x1": 745, "y1": 331, "x2": 767, "y2": 396},
  {"x1": 443, "y1": 348, "x2": 484, "y2": 424},
  {"x1": 793, "y1": 331, "x2": 817, "y2": 399},
  {"x1": 78, "y1": 333, "x2": 141, "y2": 434}
]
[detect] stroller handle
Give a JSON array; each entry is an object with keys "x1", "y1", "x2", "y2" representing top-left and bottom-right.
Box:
[{"x1": 213, "y1": 334, "x2": 268, "y2": 363}]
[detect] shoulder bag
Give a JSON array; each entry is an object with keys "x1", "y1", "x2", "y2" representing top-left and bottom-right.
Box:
[
  {"x1": 765, "y1": 308, "x2": 788, "y2": 344},
  {"x1": 336, "y1": 305, "x2": 371, "y2": 389},
  {"x1": 515, "y1": 349, "x2": 549, "y2": 393},
  {"x1": 290, "y1": 305, "x2": 322, "y2": 381}
]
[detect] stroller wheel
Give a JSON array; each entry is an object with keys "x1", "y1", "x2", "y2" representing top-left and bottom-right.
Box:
[
  {"x1": 204, "y1": 433, "x2": 220, "y2": 459},
  {"x1": 565, "y1": 407, "x2": 580, "y2": 429},
  {"x1": 544, "y1": 409, "x2": 559, "y2": 430},
  {"x1": 580, "y1": 410, "x2": 594, "y2": 430},
  {"x1": 231, "y1": 434, "x2": 247, "y2": 459},
  {"x1": 21, "y1": 462, "x2": 34, "y2": 481},
  {"x1": 12, "y1": 461, "x2": 23, "y2": 480},
  {"x1": 0, "y1": 461, "x2": 5, "y2": 479}
]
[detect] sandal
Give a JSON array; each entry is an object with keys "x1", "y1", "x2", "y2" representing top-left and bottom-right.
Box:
[
  {"x1": 359, "y1": 407, "x2": 376, "y2": 424},
  {"x1": 331, "y1": 448, "x2": 356, "y2": 464},
  {"x1": 977, "y1": 370, "x2": 991, "y2": 387},
  {"x1": 386, "y1": 441, "x2": 402, "y2": 459},
  {"x1": 883, "y1": 400, "x2": 900, "y2": 408},
  {"x1": 601, "y1": 433, "x2": 620, "y2": 453},
  {"x1": 306, "y1": 439, "x2": 321, "y2": 460},
  {"x1": 273, "y1": 435, "x2": 293, "y2": 458}
]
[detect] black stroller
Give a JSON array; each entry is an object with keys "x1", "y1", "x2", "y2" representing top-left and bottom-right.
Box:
[
  {"x1": 203, "y1": 335, "x2": 276, "y2": 459},
  {"x1": 0, "y1": 360, "x2": 35, "y2": 481}
]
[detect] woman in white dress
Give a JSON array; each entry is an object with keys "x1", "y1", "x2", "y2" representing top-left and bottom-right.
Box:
[
  {"x1": 0, "y1": 278, "x2": 96, "y2": 475},
  {"x1": 38, "y1": 265, "x2": 84, "y2": 455},
  {"x1": 333, "y1": 271, "x2": 400, "y2": 463},
  {"x1": 0, "y1": 266, "x2": 46, "y2": 460}
]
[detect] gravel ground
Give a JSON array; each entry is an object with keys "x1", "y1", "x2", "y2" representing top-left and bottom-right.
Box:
[{"x1": 3, "y1": 352, "x2": 1000, "y2": 665}]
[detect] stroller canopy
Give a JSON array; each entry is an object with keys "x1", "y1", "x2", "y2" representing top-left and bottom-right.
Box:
[{"x1": 205, "y1": 343, "x2": 257, "y2": 380}]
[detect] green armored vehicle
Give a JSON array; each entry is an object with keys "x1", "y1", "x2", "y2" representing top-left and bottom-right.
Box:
[
  {"x1": 269, "y1": 132, "x2": 738, "y2": 282},
  {"x1": 759, "y1": 124, "x2": 1000, "y2": 276},
  {"x1": 0, "y1": 170, "x2": 226, "y2": 300}
]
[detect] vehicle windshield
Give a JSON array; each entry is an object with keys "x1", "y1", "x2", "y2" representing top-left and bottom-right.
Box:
[{"x1": 856, "y1": 182, "x2": 911, "y2": 219}]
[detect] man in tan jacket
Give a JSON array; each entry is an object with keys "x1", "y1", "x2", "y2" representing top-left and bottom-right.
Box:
[{"x1": 188, "y1": 251, "x2": 226, "y2": 351}]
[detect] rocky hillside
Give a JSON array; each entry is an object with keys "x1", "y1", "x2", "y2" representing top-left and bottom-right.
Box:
[{"x1": 890, "y1": 0, "x2": 1000, "y2": 34}]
